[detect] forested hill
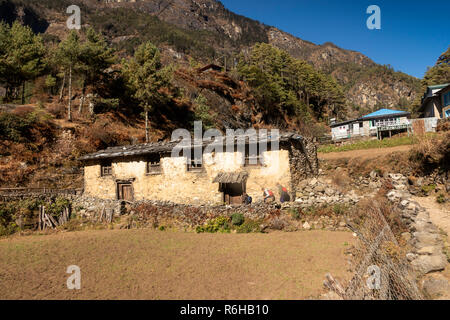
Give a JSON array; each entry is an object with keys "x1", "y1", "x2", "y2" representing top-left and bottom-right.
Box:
[
  {"x1": 99, "y1": 0, "x2": 421, "y2": 114},
  {"x1": 0, "y1": 0, "x2": 421, "y2": 124}
]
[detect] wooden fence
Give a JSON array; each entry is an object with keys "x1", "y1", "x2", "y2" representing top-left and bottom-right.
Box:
[
  {"x1": 38, "y1": 205, "x2": 71, "y2": 230},
  {"x1": 0, "y1": 188, "x2": 82, "y2": 201}
]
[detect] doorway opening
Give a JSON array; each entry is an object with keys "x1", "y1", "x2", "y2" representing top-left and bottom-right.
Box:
[{"x1": 221, "y1": 183, "x2": 245, "y2": 205}]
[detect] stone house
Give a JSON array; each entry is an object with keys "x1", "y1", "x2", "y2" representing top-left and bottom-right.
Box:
[{"x1": 78, "y1": 132, "x2": 318, "y2": 205}]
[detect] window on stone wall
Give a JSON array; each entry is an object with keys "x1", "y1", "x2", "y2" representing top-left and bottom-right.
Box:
[
  {"x1": 187, "y1": 152, "x2": 203, "y2": 172},
  {"x1": 146, "y1": 154, "x2": 162, "y2": 175},
  {"x1": 244, "y1": 144, "x2": 264, "y2": 167},
  {"x1": 101, "y1": 161, "x2": 112, "y2": 176}
]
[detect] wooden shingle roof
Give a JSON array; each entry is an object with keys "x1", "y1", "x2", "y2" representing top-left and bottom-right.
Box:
[
  {"x1": 78, "y1": 131, "x2": 304, "y2": 162},
  {"x1": 213, "y1": 171, "x2": 249, "y2": 184}
]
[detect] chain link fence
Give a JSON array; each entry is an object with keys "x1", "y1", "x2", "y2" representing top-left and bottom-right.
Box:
[{"x1": 325, "y1": 199, "x2": 423, "y2": 300}]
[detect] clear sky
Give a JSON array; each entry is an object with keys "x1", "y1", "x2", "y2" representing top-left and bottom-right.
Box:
[{"x1": 220, "y1": 0, "x2": 450, "y2": 79}]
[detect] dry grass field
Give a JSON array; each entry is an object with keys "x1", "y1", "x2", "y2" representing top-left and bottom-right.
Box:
[{"x1": 0, "y1": 229, "x2": 354, "y2": 300}]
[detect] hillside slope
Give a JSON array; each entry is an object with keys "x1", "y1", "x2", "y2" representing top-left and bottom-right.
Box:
[{"x1": 1, "y1": 0, "x2": 421, "y2": 116}]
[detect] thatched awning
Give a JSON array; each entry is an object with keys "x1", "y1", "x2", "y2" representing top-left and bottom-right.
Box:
[{"x1": 213, "y1": 172, "x2": 249, "y2": 184}]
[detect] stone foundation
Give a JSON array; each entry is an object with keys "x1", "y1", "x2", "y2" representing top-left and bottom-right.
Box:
[{"x1": 73, "y1": 195, "x2": 348, "y2": 231}]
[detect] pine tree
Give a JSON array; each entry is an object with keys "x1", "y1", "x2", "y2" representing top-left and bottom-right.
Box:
[
  {"x1": 237, "y1": 43, "x2": 345, "y2": 121},
  {"x1": 122, "y1": 42, "x2": 172, "y2": 142},
  {"x1": 0, "y1": 21, "x2": 46, "y2": 103},
  {"x1": 412, "y1": 46, "x2": 450, "y2": 113},
  {"x1": 422, "y1": 46, "x2": 450, "y2": 87},
  {"x1": 78, "y1": 28, "x2": 116, "y2": 114},
  {"x1": 56, "y1": 31, "x2": 82, "y2": 121}
]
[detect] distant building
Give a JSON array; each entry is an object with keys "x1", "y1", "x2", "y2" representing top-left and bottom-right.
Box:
[
  {"x1": 419, "y1": 83, "x2": 450, "y2": 119},
  {"x1": 330, "y1": 109, "x2": 411, "y2": 141}
]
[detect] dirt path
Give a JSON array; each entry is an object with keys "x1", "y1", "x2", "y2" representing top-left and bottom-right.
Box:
[
  {"x1": 318, "y1": 145, "x2": 412, "y2": 161},
  {"x1": 412, "y1": 196, "x2": 450, "y2": 298},
  {"x1": 412, "y1": 196, "x2": 450, "y2": 236},
  {"x1": 0, "y1": 229, "x2": 354, "y2": 300}
]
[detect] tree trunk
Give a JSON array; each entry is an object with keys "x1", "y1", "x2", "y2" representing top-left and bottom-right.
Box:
[
  {"x1": 21, "y1": 81, "x2": 25, "y2": 105},
  {"x1": 79, "y1": 79, "x2": 85, "y2": 114},
  {"x1": 68, "y1": 65, "x2": 72, "y2": 122},
  {"x1": 88, "y1": 94, "x2": 96, "y2": 116},
  {"x1": 59, "y1": 72, "x2": 66, "y2": 103},
  {"x1": 145, "y1": 107, "x2": 149, "y2": 143},
  {"x1": 4, "y1": 85, "x2": 10, "y2": 102}
]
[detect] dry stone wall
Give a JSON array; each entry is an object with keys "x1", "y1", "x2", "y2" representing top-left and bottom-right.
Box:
[{"x1": 73, "y1": 196, "x2": 348, "y2": 231}]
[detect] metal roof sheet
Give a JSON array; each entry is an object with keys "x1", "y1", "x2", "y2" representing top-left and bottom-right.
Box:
[
  {"x1": 428, "y1": 83, "x2": 450, "y2": 90},
  {"x1": 362, "y1": 109, "x2": 408, "y2": 118}
]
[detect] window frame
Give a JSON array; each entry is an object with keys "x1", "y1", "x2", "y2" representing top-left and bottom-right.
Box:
[
  {"x1": 100, "y1": 161, "x2": 112, "y2": 177},
  {"x1": 187, "y1": 154, "x2": 203, "y2": 172},
  {"x1": 146, "y1": 154, "x2": 162, "y2": 175},
  {"x1": 444, "y1": 92, "x2": 450, "y2": 106},
  {"x1": 244, "y1": 144, "x2": 264, "y2": 167}
]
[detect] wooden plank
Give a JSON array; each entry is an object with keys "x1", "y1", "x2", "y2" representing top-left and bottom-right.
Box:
[
  {"x1": 38, "y1": 206, "x2": 42, "y2": 231},
  {"x1": 48, "y1": 214, "x2": 58, "y2": 227},
  {"x1": 323, "y1": 273, "x2": 346, "y2": 297}
]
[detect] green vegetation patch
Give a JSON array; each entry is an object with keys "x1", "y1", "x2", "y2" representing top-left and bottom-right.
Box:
[
  {"x1": 195, "y1": 215, "x2": 262, "y2": 234},
  {"x1": 318, "y1": 136, "x2": 417, "y2": 153}
]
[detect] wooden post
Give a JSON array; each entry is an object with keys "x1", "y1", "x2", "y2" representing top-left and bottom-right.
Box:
[
  {"x1": 48, "y1": 214, "x2": 58, "y2": 228},
  {"x1": 42, "y1": 206, "x2": 46, "y2": 230},
  {"x1": 38, "y1": 206, "x2": 42, "y2": 231}
]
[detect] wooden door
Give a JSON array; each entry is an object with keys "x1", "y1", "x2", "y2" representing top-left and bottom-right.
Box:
[{"x1": 118, "y1": 183, "x2": 134, "y2": 201}]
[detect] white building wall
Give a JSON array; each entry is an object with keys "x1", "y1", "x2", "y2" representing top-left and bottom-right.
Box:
[{"x1": 331, "y1": 124, "x2": 350, "y2": 140}]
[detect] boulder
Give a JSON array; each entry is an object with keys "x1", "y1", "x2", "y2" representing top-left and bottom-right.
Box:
[
  {"x1": 400, "y1": 200, "x2": 409, "y2": 208},
  {"x1": 412, "y1": 221, "x2": 438, "y2": 233},
  {"x1": 413, "y1": 232, "x2": 441, "y2": 249},
  {"x1": 407, "y1": 202, "x2": 417, "y2": 211},
  {"x1": 369, "y1": 182, "x2": 378, "y2": 189},
  {"x1": 394, "y1": 184, "x2": 408, "y2": 191},
  {"x1": 411, "y1": 254, "x2": 447, "y2": 274},
  {"x1": 406, "y1": 253, "x2": 417, "y2": 262},
  {"x1": 416, "y1": 246, "x2": 440, "y2": 256},
  {"x1": 314, "y1": 185, "x2": 325, "y2": 193},
  {"x1": 416, "y1": 177, "x2": 424, "y2": 187},
  {"x1": 422, "y1": 276, "x2": 450, "y2": 299},
  {"x1": 302, "y1": 222, "x2": 311, "y2": 230},
  {"x1": 401, "y1": 232, "x2": 412, "y2": 242}
]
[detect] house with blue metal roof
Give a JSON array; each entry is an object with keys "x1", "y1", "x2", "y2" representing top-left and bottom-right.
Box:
[{"x1": 330, "y1": 108, "x2": 411, "y2": 141}]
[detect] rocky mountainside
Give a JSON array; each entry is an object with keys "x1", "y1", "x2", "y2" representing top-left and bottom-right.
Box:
[
  {"x1": 1, "y1": 0, "x2": 421, "y2": 116},
  {"x1": 99, "y1": 0, "x2": 420, "y2": 113}
]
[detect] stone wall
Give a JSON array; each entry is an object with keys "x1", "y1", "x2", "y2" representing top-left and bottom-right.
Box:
[
  {"x1": 386, "y1": 188, "x2": 448, "y2": 276},
  {"x1": 73, "y1": 195, "x2": 348, "y2": 232},
  {"x1": 288, "y1": 137, "x2": 319, "y2": 199}
]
